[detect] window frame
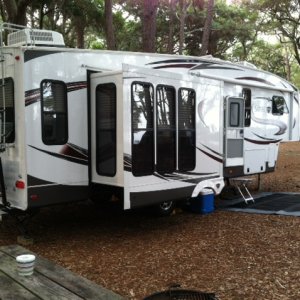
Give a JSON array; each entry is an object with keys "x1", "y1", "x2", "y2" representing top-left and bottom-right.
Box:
[
  {"x1": 242, "y1": 88, "x2": 251, "y2": 127},
  {"x1": 156, "y1": 84, "x2": 176, "y2": 174},
  {"x1": 272, "y1": 95, "x2": 289, "y2": 116},
  {"x1": 131, "y1": 81, "x2": 155, "y2": 177},
  {"x1": 95, "y1": 82, "x2": 117, "y2": 177},
  {"x1": 178, "y1": 87, "x2": 196, "y2": 172},
  {"x1": 0, "y1": 77, "x2": 15, "y2": 143},
  {"x1": 229, "y1": 102, "x2": 240, "y2": 127},
  {"x1": 40, "y1": 79, "x2": 68, "y2": 145}
]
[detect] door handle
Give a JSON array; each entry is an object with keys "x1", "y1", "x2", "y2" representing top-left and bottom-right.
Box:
[{"x1": 240, "y1": 129, "x2": 244, "y2": 137}]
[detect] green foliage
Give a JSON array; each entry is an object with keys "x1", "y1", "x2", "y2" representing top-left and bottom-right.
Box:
[
  {"x1": 251, "y1": 0, "x2": 300, "y2": 64},
  {"x1": 236, "y1": 40, "x2": 287, "y2": 77},
  {"x1": 109, "y1": 1, "x2": 142, "y2": 51},
  {"x1": 291, "y1": 65, "x2": 300, "y2": 89},
  {"x1": 86, "y1": 35, "x2": 106, "y2": 49},
  {"x1": 114, "y1": 9, "x2": 142, "y2": 51},
  {"x1": 1, "y1": 0, "x2": 300, "y2": 85},
  {"x1": 216, "y1": 0, "x2": 300, "y2": 85},
  {"x1": 211, "y1": 0, "x2": 260, "y2": 58}
]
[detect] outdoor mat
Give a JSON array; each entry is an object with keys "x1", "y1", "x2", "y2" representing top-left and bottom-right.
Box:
[{"x1": 218, "y1": 192, "x2": 300, "y2": 216}]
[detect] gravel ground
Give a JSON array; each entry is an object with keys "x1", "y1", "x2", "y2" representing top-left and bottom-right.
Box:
[{"x1": 1, "y1": 142, "x2": 300, "y2": 299}]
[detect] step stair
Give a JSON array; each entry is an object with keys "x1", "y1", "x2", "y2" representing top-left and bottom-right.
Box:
[{"x1": 231, "y1": 178, "x2": 255, "y2": 204}]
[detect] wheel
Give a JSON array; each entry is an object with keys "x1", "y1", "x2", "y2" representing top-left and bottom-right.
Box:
[{"x1": 154, "y1": 200, "x2": 175, "y2": 216}]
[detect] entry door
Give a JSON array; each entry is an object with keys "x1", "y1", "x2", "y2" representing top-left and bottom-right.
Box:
[
  {"x1": 224, "y1": 97, "x2": 245, "y2": 167},
  {"x1": 90, "y1": 72, "x2": 122, "y2": 185}
]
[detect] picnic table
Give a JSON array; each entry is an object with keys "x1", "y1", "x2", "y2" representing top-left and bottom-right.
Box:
[{"x1": 0, "y1": 244, "x2": 124, "y2": 299}]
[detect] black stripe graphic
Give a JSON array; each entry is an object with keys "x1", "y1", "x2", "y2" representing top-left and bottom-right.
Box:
[
  {"x1": 124, "y1": 154, "x2": 132, "y2": 172},
  {"x1": 252, "y1": 133, "x2": 281, "y2": 142},
  {"x1": 236, "y1": 77, "x2": 275, "y2": 86},
  {"x1": 182, "y1": 174, "x2": 219, "y2": 184},
  {"x1": 147, "y1": 59, "x2": 204, "y2": 65},
  {"x1": 201, "y1": 144, "x2": 223, "y2": 157},
  {"x1": 191, "y1": 65, "x2": 242, "y2": 71},
  {"x1": 197, "y1": 147, "x2": 223, "y2": 163},
  {"x1": 60, "y1": 143, "x2": 88, "y2": 160},
  {"x1": 174, "y1": 171, "x2": 217, "y2": 176},
  {"x1": 25, "y1": 81, "x2": 87, "y2": 106},
  {"x1": 24, "y1": 50, "x2": 63, "y2": 62},
  {"x1": 153, "y1": 64, "x2": 197, "y2": 69},
  {"x1": 244, "y1": 137, "x2": 281, "y2": 145},
  {"x1": 25, "y1": 88, "x2": 40, "y2": 106},
  {"x1": 67, "y1": 81, "x2": 87, "y2": 92},
  {"x1": 27, "y1": 175, "x2": 54, "y2": 187},
  {"x1": 29, "y1": 145, "x2": 88, "y2": 165}
]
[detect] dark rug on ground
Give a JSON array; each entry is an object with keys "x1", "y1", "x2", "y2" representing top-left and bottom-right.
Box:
[{"x1": 218, "y1": 193, "x2": 300, "y2": 216}]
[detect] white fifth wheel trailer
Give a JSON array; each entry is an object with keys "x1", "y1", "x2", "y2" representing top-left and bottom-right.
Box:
[{"x1": 0, "y1": 24, "x2": 299, "y2": 214}]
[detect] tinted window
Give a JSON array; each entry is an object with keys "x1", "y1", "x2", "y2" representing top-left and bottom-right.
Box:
[
  {"x1": 243, "y1": 88, "x2": 251, "y2": 127},
  {"x1": 0, "y1": 78, "x2": 14, "y2": 143},
  {"x1": 132, "y1": 82, "x2": 154, "y2": 176},
  {"x1": 41, "y1": 80, "x2": 68, "y2": 145},
  {"x1": 230, "y1": 102, "x2": 240, "y2": 127},
  {"x1": 96, "y1": 83, "x2": 116, "y2": 177},
  {"x1": 272, "y1": 96, "x2": 288, "y2": 115},
  {"x1": 156, "y1": 85, "x2": 176, "y2": 173},
  {"x1": 178, "y1": 88, "x2": 196, "y2": 171}
]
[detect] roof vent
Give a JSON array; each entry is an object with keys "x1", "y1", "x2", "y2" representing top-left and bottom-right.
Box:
[{"x1": 7, "y1": 29, "x2": 65, "y2": 47}]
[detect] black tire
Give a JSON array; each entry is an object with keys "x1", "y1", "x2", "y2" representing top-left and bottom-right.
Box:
[{"x1": 153, "y1": 200, "x2": 175, "y2": 216}]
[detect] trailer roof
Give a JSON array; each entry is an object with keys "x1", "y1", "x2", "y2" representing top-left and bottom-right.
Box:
[{"x1": 8, "y1": 44, "x2": 297, "y2": 93}]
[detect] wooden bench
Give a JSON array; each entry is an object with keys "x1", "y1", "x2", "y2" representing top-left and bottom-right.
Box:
[{"x1": 0, "y1": 244, "x2": 124, "y2": 299}]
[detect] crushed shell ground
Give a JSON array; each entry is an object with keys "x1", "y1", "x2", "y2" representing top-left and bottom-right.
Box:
[{"x1": 1, "y1": 142, "x2": 300, "y2": 299}]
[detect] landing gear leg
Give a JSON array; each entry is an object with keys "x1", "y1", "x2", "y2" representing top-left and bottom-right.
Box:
[{"x1": 10, "y1": 209, "x2": 39, "y2": 246}]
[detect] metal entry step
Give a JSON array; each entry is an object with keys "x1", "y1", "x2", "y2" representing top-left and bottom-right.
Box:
[{"x1": 231, "y1": 178, "x2": 255, "y2": 204}]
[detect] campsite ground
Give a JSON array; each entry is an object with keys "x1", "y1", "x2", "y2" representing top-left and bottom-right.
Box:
[{"x1": 1, "y1": 142, "x2": 300, "y2": 299}]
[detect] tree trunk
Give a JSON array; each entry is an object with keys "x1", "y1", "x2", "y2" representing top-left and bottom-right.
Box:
[
  {"x1": 241, "y1": 40, "x2": 247, "y2": 61},
  {"x1": 293, "y1": 40, "x2": 300, "y2": 66},
  {"x1": 0, "y1": 1, "x2": 7, "y2": 23},
  {"x1": 2, "y1": 0, "x2": 18, "y2": 21},
  {"x1": 200, "y1": 0, "x2": 214, "y2": 56},
  {"x1": 2, "y1": 0, "x2": 31, "y2": 25},
  {"x1": 142, "y1": 0, "x2": 158, "y2": 53},
  {"x1": 167, "y1": 0, "x2": 176, "y2": 53},
  {"x1": 284, "y1": 49, "x2": 291, "y2": 81},
  {"x1": 74, "y1": 17, "x2": 85, "y2": 48},
  {"x1": 105, "y1": 0, "x2": 116, "y2": 50},
  {"x1": 178, "y1": 0, "x2": 191, "y2": 55},
  {"x1": 38, "y1": 3, "x2": 48, "y2": 29}
]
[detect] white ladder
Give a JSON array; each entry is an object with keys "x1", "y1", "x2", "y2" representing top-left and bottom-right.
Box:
[
  {"x1": 0, "y1": 23, "x2": 27, "y2": 151},
  {"x1": 0, "y1": 24, "x2": 6, "y2": 150},
  {"x1": 231, "y1": 178, "x2": 254, "y2": 204}
]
